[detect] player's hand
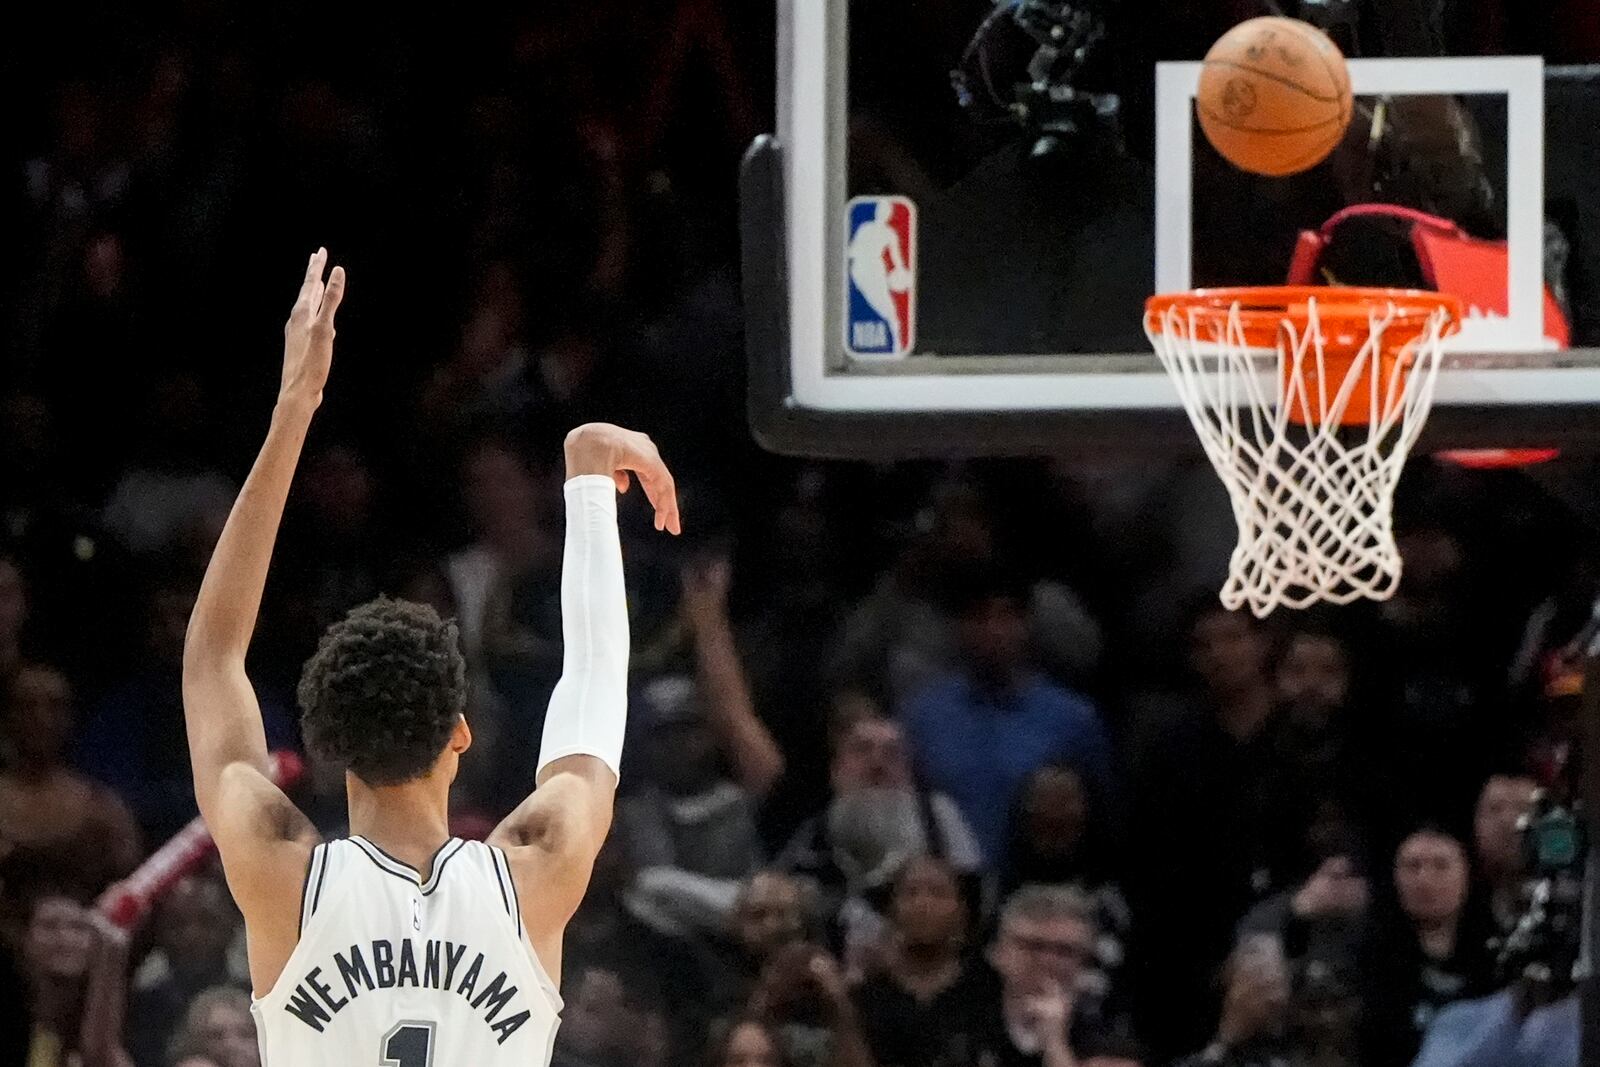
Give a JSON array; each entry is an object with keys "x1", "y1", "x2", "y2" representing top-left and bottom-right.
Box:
[
  {"x1": 280, "y1": 248, "x2": 346, "y2": 408},
  {"x1": 563, "y1": 422, "x2": 681, "y2": 535}
]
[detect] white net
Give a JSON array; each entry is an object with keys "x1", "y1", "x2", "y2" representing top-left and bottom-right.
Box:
[{"x1": 1145, "y1": 292, "x2": 1453, "y2": 617}]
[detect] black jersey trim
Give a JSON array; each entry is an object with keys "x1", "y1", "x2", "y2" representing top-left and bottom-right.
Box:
[
  {"x1": 348, "y1": 836, "x2": 416, "y2": 885},
  {"x1": 309, "y1": 843, "x2": 331, "y2": 916},
  {"x1": 489, "y1": 846, "x2": 513, "y2": 920},
  {"x1": 489, "y1": 846, "x2": 521, "y2": 936},
  {"x1": 497, "y1": 848, "x2": 523, "y2": 938},
  {"x1": 346, "y1": 835, "x2": 465, "y2": 895},
  {"x1": 296, "y1": 844, "x2": 323, "y2": 936},
  {"x1": 420, "y1": 838, "x2": 467, "y2": 895}
]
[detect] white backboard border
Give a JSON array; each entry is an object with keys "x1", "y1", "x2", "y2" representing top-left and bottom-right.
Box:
[{"x1": 776, "y1": 0, "x2": 1600, "y2": 415}]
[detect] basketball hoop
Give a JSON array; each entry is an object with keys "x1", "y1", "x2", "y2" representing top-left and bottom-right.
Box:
[{"x1": 1145, "y1": 286, "x2": 1461, "y2": 617}]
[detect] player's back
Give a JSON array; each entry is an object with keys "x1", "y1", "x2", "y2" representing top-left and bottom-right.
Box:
[{"x1": 253, "y1": 836, "x2": 561, "y2": 1066}]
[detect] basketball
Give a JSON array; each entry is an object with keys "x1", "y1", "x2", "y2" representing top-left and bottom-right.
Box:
[{"x1": 1196, "y1": 16, "x2": 1353, "y2": 177}]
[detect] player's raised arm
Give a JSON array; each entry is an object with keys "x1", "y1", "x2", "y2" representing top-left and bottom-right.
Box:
[
  {"x1": 490, "y1": 423, "x2": 679, "y2": 961},
  {"x1": 181, "y1": 251, "x2": 342, "y2": 981}
]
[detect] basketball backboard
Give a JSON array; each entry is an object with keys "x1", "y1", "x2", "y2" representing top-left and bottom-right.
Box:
[{"x1": 741, "y1": 0, "x2": 1600, "y2": 457}]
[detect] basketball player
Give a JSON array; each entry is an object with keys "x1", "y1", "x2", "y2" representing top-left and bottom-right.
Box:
[
  {"x1": 847, "y1": 200, "x2": 911, "y2": 351},
  {"x1": 180, "y1": 250, "x2": 680, "y2": 1064}
]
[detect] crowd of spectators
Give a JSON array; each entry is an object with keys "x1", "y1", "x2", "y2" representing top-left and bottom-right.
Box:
[{"x1": 6, "y1": 3, "x2": 1600, "y2": 1067}]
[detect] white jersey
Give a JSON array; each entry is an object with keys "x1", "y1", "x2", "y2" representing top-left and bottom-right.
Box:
[{"x1": 253, "y1": 836, "x2": 562, "y2": 1067}]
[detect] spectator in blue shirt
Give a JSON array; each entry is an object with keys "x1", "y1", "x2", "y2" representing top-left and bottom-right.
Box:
[
  {"x1": 1411, "y1": 988, "x2": 1576, "y2": 1067},
  {"x1": 900, "y1": 568, "x2": 1112, "y2": 865}
]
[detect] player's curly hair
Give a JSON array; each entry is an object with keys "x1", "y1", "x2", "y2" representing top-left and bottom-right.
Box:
[{"x1": 297, "y1": 596, "x2": 467, "y2": 786}]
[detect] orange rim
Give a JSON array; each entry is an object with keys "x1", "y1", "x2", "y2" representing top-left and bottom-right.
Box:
[
  {"x1": 1147, "y1": 287, "x2": 1462, "y2": 427},
  {"x1": 1145, "y1": 286, "x2": 1462, "y2": 348}
]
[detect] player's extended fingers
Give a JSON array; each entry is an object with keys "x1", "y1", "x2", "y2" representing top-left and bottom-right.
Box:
[
  {"x1": 317, "y1": 265, "x2": 346, "y2": 325},
  {"x1": 297, "y1": 248, "x2": 327, "y2": 308},
  {"x1": 645, "y1": 467, "x2": 681, "y2": 535}
]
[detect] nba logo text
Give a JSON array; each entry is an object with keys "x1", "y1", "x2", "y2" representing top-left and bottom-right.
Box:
[{"x1": 845, "y1": 196, "x2": 917, "y2": 358}]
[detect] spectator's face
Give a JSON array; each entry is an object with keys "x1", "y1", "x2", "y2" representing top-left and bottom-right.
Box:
[
  {"x1": 0, "y1": 560, "x2": 26, "y2": 643},
  {"x1": 156, "y1": 878, "x2": 238, "y2": 981},
  {"x1": 989, "y1": 914, "x2": 1095, "y2": 997},
  {"x1": 195, "y1": 1001, "x2": 259, "y2": 1067},
  {"x1": 1395, "y1": 832, "x2": 1469, "y2": 925},
  {"x1": 1275, "y1": 634, "x2": 1351, "y2": 719},
  {"x1": 1022, "y1": 765, "x2": 1089, "y2": 857},
  {"x1": 891, "y1": 857, "x2": 964, "y2": 949},
  {"x1": 958, "y1": 596, "x2": 1029, "y2": 676},
  {"x1": 6, "y1": 665, "x2": 73, "y2": 766},
  {"x1": 25, "y1": 896, "x2": 94, "y2": 981},
  {"x1": 830, "y1": 718, "x2": 911, "y2": 793},
  {"x1": 463, "y1": 445, "x2": 538, "y2": 540},
  {"x1": 1189, "y1": 610, "x2": 1269, "y2": 694},
  {"x1": 648, "y1": 719, "x2": 719, "y2": 796},
  {"x1": 561, "y1": 968, "x2": 633, "y2": 1057},
  {"x1": 1474, "y1": 776, "x2": 1537, "y2": 879},
  {"x1": 735, "y1": 874, "x2": 805, "y2": 962},
  {"x1": 719, "y1": 1021, "x2": 783, "y2": 1067}
]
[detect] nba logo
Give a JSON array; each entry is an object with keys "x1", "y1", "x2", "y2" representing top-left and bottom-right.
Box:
[{"x1": 845, "y1": 195, "x2": 916, "y2": 357}]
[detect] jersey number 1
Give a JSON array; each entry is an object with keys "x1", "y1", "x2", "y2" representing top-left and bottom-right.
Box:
[{"x1": 381, "y1": 1021, "x2": 435, "y2": 1067}]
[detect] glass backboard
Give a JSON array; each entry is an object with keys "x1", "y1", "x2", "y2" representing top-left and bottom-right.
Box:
[{"x1": 741, "y1": 0, "x2": 1600, "y2": 456}]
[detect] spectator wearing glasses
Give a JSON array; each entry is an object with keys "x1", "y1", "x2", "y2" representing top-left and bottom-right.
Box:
[{"x1": 977, "y1": 884, "x2": 1119, "y2": 1067}]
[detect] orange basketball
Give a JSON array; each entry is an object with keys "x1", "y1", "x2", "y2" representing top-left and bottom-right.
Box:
[{"x1": 1196, "y1": 16, "x2": 1353, "y2": 177}]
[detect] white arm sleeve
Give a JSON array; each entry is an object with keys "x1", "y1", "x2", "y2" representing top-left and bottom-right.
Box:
[{"x1": 536, "y1": 474, "x2": 630, "y2": 784}]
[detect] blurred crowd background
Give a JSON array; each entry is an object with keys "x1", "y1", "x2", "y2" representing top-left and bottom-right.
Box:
[{"x1": 5, "y1": 3, "x2": 1600, "y2": 1067}]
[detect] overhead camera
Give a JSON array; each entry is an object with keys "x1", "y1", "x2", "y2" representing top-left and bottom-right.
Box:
[{"x1": 952, "y1": 0, "x2": 1123, "y2": 158}]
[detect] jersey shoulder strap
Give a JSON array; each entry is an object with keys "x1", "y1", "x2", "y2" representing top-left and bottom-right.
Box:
[
  {"x1": 297, "y1": 839, "x2": 346, "y2": 935},
  {"x1": 459, "y1": 840, "x2": 524, "y2": 938}
]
